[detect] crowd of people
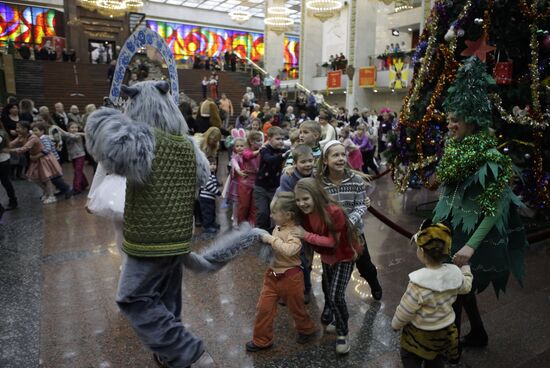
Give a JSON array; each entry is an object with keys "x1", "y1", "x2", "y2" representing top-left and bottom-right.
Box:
[
  {"x1": 1, "y1": 58, "x2": 526, "y2": 368},
  {"x1": 0, "y1": 97, "x2": 96, "y2": 214}
]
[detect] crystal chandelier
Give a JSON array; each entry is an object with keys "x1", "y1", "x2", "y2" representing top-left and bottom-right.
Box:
[
  {"x1": 77, "y1": 0, "x2": 145, "y2": 18},
  {"x1": 229, "y1": 8, "x2": 252, "y2": 24},
  {"x1": 305, "y1": 0, "x2": 343, "y2": 22},
  {"x1": 264, "y1": 5, "x2": 294, "y2": 35}
]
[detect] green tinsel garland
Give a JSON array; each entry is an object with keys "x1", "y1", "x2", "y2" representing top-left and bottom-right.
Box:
[{"x1": 437, "y1": 133, "x2": 513, "y2": 217}]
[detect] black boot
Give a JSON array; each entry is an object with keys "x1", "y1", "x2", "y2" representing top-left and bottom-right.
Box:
[
  {"x1": 0, "y1": 204, "x2": 4, "y2": 220},
  {"x1": 369, "y1": 279, "x2": 383, "y2": 301},
  {"x1": 321, "y1": 305, "x2": 333, "y2": 325},
  {"x1": 6, "y1": 198, "x2": 17, "y2": 210}
]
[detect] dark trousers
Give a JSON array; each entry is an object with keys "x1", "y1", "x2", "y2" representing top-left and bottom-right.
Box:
[
  {"x1": 51, "y1": 175, "x2": 71, "y2": 194},
  {"x1": 400, "y1": 348, "x2": 443, "y2": 368},
  {"x1": 361, "y1": 149, "x2": 379, "y2": 175},
  {"x1": 199, "y1": 197, "x2": 216, "y2": 229},
  {"x1": 300, "y1": 244, "x2": 313, "y2": 293},
  {"x1": 355, "y1": 239, "x2": 380, "y2": 290},
  {"x1": 116, "y1": 255, "x2": 204, "y2": 367},
  {"x1": 253, "y1": 185, "x2": 276, "y2": 232},
  {"x1": 452, "y1": 289, "x2": 486, "y2": 339},
  {"x1": 0, "y1": 160, "x2": 17, "y2": 204},
  {"x1": 266, "y1": 86, "x2": 272, "y2": 100}
]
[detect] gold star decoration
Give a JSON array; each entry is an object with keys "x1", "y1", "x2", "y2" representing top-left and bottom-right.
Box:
[{"x1": 460, "y1": 33, "x2": 496, "y2": 62}]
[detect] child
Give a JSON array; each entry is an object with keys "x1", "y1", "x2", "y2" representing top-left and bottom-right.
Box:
[
  {"x1": 31, "y1": 122, "x2": 72, "y2": 198},
  {"x1": 7, "y1": 121, "x2": 62, "y2": 204},
  {"x1": 277, "y1": 144, "x2": 315, "y2": 304},
  {"x1": 292, "y1": 177, "x2": 362, "y2": 354},
  {"x1": 254, "y1": 126, "x2": 287, "y2": 232},
  {"x1": 246, "y1": 192, "x2": 318, "y2": 352},
  {"x1": 0, "y1": 121, "x2": 17, "y2": 210},
  {"x1": 339, "y1": 126, "x2": 363, "y2": 171},
  {"x1": 228, "y1": 137, "x2": 246, "y2": 229},
  {"x1": 316, "y1": 140, "x2": 382, "y2": 328},
  {"x1": 57, "y1": 121, "x2": 89, "y2": 194},
  {"x1": 353, "y1": 123, "x2": 379, "y2": 175},
  {"x1": 285, "y1": 120, "x2": 321, "y2": 166},
  {"x1": 199, "y1": 156, "x2": 222, "y2": 234},
  {"x1": 238, "y1": 131, "x2": 263, "y2": 225},
  {"x1": 262, "y1": 114, "x2": 274, "y2": 140},
  {"x1": 318, "y1": 111, "x2": 338, "y2": 149},
  {"x1": 392, "y1": 220, "x2": 473, "y2": 368},
  {"x1": 250, "y1": 118, "x2": 261, "y2": 132}
]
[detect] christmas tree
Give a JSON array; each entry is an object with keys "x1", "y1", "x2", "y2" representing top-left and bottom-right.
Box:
[{"x1": 386, "y1": 0, "x2": 550, "y2": 211}]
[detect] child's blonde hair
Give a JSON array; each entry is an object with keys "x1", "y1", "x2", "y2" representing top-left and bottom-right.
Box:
[
  {"x1": 270, "y1": 192, "x2": 300, "y2": 222},
  {"x1": 292, "y1": 144, "x2": 313, "y2": 163},
  {"x1": 247, "y1": 130, "x2": 263, "y2": 147},
  {"x1": 233, "y1": 137, "x2": 246, "y2": 151},
  {"x1": 201, "y1": 127, "x2": 222, "y2": 157},
  {"x1": 299, "y1": 120, "x2": 322, "y2": 141},
  {"x1": 289, "y1": 128, "x2": 300, "y2": 145}
]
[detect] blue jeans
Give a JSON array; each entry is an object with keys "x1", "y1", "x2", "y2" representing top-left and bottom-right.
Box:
[
  {"x1": 199, "y1": 197, "x2": 216, "y2": 229},
  {"x1": 116, "y1": 254, "x2": 204, "y2": 367}
]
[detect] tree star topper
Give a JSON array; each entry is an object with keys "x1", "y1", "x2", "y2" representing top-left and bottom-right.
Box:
[{"x1": 460, "y1": 33, "x2": 496, "y2": 62}]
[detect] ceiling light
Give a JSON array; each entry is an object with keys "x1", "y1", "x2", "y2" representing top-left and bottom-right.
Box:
[
  {"x1": 392, "y1": 29, "x2": 400, "y2": 36},
  {"x1": 267, "y1": 6, "x2": 292, "y2": 15},
  {"x1": 407, "y1": 27, "x2": 413, "y2": 32},
  {"x1": 394, "y1": 0, "x2": 413, "y2": 12},
  {"x1": 229, "y1": 8, "x2": 252, "y2": 24},
  {"x1": 305, "y1": 0, "x2": 343, "y2": 12},
  {"x1": 373, "y1": 89, "x2": 378, "y2": 93}
]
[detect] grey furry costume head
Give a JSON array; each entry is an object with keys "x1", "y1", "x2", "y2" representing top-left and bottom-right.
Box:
[
  {"x1": 123, "y1": 81, "x2": 188, "y2": 136},
  {"x1": 86, "y1": 80, "x2": 210, "y2": 187}
]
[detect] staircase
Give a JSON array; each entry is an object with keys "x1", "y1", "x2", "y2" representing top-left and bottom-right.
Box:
[{"x1": 14, "y1": 60, "x2": 265, "y2": 125}]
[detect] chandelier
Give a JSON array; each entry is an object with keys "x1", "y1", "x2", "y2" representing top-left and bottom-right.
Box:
[
  {"x1": 77, "y1": 0, "x2": 145, "y2": 18},
  {"x1": 394, "y1": 0, "x2": 413, "y2": 12},
  {"x1": 305, "y1": 0, "x2": 343, "y2": 22},
  {"x1": 264, "y1": 5, "x2": 294, "y2": 35},
  {"x1": 229, "y1": 8, "x2": 252, "y2": 24}
]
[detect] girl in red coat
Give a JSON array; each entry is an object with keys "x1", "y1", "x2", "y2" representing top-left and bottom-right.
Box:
[{"x1": 292, "y1": 177, "x2": 362, "y2": 355}]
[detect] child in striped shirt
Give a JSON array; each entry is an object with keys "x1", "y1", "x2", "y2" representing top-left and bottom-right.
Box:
[
  {"x1": 392, "y1": 220, "x2": 473, "y2": 368},
  {"x1": 199, "y1": 156, "x2": 222, "y2": 234}
]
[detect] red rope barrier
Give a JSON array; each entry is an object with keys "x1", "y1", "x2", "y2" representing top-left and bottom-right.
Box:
[
  {"x1": 368, "y1": 206, "x2": 414, "y2": 238},
  {"x1": 368, "y1": 206, "x2": 550, "y2": 244}
]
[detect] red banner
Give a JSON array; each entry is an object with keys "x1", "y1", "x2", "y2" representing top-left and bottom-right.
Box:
[
  {"x1": 359, "y1": 66, "x2": 376, "y2": 88},
  {"x1": 327, "y1": 70, "x2": 342, "y2": 89}
]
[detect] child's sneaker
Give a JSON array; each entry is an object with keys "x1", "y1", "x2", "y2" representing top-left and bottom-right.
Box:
[
  {"x1": 335, "y1": 335, "x2": 350, "y2": 354},
  {"x1": 43, "y1": 196, "x2": 57, "y2": 204}
]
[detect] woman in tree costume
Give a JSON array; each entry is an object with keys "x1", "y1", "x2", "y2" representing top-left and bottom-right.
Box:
[{"x1": 433, "y1": 57, "x2": 527, "y2": 348}]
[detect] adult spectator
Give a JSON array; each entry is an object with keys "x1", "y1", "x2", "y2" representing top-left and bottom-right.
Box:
[
  {"x1": 295, "y1": 91, "x2": 307, "y2": 114},
  {"x1": 18, "y1": 43, "x2": 31, "y2": 60},
  {"x1": 195, "y1": 98, "x2": 222, "y2": 133},
  {"x1": 68, "y1": 105, "x2": 82, "y2": 127},
  {"x1": 251, "y1": 74, "x2": 262, "y2": 99},
  {"x1": 349, "y1": 107, "x2": 360, "y2": 129},
  {"x1": 336, "y1": 107, "x2": 348, "y2": 124},
  {"x1": 218, "y1": 93, "x2": 234, "y2": 129},
  {"x1": 263, "y1": 74, "x2": 274, "y2": 101},
  {"x1": 377, "y1": 108, "x2": 394, "y2": 163},
  {"x1": 306, "y1": 91, "x2": 317, "y2": 120},
  {"x1": 0, "y1": 103, "x2": 20, "y2": 140},
  {"x1": 38, "y1": 106, "x2": 55, "y2": 125},
  {"x1": 52, "y1": 102, "x2": 69, "y2": 130},
  {"x1": 242, "y1": 87, "x2": 255, "y2": 112},
  {"x1": 81, "y1": 104, "x2": 96, "y2": 128},
  {"x1": 19, "y1": 99, "x2": 35, "y2": 122}
]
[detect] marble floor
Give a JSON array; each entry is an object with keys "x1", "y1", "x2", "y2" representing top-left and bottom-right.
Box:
[{"x1": 1, "y1": 163, "x2": 549, "y2": 368}]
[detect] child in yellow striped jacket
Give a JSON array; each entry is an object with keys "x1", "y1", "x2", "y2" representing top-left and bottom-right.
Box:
[{"x1": 392, "y1": 221, "x2": 473, "y2": 368}]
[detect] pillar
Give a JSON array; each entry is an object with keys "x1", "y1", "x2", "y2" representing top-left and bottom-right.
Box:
[
  {"x1": 263, "y1": 0, "x2": 286, "y2": 77},
  {"x1": 299, "y1": 0, "x2": 324, "y2": 89},
  {"x1": 346, "y1": 0, "x2": 377, "y2": 111}
]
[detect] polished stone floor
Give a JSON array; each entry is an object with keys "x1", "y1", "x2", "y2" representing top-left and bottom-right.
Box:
[{"x1": 1, "y1": 163, "x2": 549, "y2": 368}]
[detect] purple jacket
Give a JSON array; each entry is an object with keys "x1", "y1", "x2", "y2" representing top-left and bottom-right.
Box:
[{"x1": 352, "y1": 134, "x2": 373, "y2": 151}]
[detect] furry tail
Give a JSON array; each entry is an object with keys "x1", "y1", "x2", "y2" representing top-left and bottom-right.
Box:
[
  {"x1": 181, "y1": 223, "x2": 269, "y2": 274},
  {"x1": 85, "y1": 108, "x2": 155, "y2": 185}
]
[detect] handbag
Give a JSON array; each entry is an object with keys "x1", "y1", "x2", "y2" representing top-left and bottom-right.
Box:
[{"x1": 493, "y1": 50, "x2": 513, "y2": 85}]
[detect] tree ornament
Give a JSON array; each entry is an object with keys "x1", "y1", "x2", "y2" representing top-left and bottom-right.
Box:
[
  {"x1": 406, "y1": 137, "x2": 412, "y2": 143},
  {"x1": 525, "y1": 153, "x2": 531, "y2": 159},
  {"x1": 430, "y1": 139, "x2": 436, "y2": 145},
  {"x1": 474, "y1": 18, "x2": 484, "y2": 25},
  {"x1": 503, "y1": 147, "x2": 510, "y2": 153},
  {"x1": 494, "y1": 60, "x2": 513, "y2": 85},
  {"x1": 457, "y1": 28, "x2": 465, "y2": 37},
  {"x1": 460, "y1": 33, "x2": 496, "y2": 62},
  {"x1": 387, "y1": 142, "x2": 393, "y2": 149},
  {"x1": 444, "y1": 27, "x2": 456, "y2": 42},
  {"x1": 541, "y1": 35, "x2": 550, "y2": 53}
]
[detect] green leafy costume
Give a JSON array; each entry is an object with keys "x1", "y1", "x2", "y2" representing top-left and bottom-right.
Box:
[{"x1": 433, "y1": 57, "x2": 527, "y2": 296}]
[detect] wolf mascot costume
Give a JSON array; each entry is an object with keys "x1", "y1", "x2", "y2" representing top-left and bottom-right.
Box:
[{"x1": 86, "y1": 80, "x2": 267, "y2": 367}]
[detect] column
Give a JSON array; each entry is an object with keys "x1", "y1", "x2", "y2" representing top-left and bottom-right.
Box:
[
  {"x1": 299, "y1": 0, "x2": 324, "y2": 88},
  {"x1": 263, "y1": 0, "x2": 286, "y2": 77},
  {"x1": 346, "y1": 0, "x2": 377, "y2": 111}
]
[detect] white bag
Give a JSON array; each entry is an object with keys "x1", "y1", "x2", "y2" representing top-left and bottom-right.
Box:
[{"x1": 87, "y1": 174, "x2": 126, "y2": 221}]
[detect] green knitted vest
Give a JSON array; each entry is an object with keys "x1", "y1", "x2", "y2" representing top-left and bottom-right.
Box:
[{"x1": 122, "y1": 129, "x2": 196, "y2": 257}]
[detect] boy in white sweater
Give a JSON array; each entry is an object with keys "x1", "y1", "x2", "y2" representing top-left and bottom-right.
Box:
[{"x1": 392, "y1": 220, "x2": 473, "y2": 368}]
